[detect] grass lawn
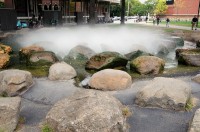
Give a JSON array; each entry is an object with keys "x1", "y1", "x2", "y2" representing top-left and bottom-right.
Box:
[{"x1": 160, "y1": 20, "x2": 200, "y2": 28}]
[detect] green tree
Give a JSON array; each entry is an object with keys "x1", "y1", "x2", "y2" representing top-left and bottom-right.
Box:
[
  {"x1": 154, "y1": 0, "x2": 167, "y2": 15},
  {"x1": 144, "y1": 0, "x2": 157, "y2": 15},
  {"x1": 127, "y1": 0, "x2": 143, "y2": 16},
  {"x1": 110, "y1": 4, "x2": 121, "y2": 16},
  {"x1": 0, "y1": 2, "x2": 5, "y2": 8}
]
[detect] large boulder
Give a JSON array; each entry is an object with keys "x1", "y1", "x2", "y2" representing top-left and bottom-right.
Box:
[
  {"x1": 0, "y1": 43, "x2": 12, "y2": 54},
  {"x1": 19, "y1": 45, "x2": 44, "y2": 63},
  {"x1": 67, "y1": 45, "x2": 96, "y2": 60},
  {"x1": 125, "y1": 50, "x2": 152, "y2": 61},
  {"x1": 0, "y1": 69, "x2": 33, "y2": 96},
  {"x1": 0, "y1": 97, "x2": 21, "y2": 132},
  {"x1": 48, "y1": 62, "x2": 77, "y2": 81},
  {"x1": 85, "y1": 52, "x2": 128, "y2": 70},
  {"x1": 0, "y1": 54, "x2": 10, "y2": 69},
  {"x1": 157, "y1": 45, "x2": 169, "y2": 55},
  {"x1": 135, "y1": 77, "x2": 191, "y2": 111},
  {"x1": 177, "y1": 49, "x2": 200, "y2": 66},
  {"x1": 27, "y1": 51, "x2": 58, "y2": 66},
  {"x1": 45, "y1": 90, "x2": 128, "y2": 132},
  {"x1": 188, "y1": 108, "x2": 200, "y2": 132},
  {"x1": 192, "y1": 74, "x2": 200, "y2": 84},
  {"x1": 172, "y1": 36, "x2": 184, "y2": 47},
  {"x1": 19, "y1": 45, "x2": 44, "y2": 55},
  {"x1": 130, "y1": 56, "x2": 165, "y2": 75},
  {"x1": 88, "y1": 69, "x2": 132, "y2": 91}
]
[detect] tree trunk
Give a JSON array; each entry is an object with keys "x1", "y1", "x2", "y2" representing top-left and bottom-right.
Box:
[
  {"x1": 89, "y1": 0, "x2": 96, "y2": 24},
  {"x1": 121, "y1": 0, "x2": 125, "y2": 24}
]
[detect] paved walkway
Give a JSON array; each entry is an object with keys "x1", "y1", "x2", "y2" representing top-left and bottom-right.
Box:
[{"x1": 114, "y1": 19, "x2": 200, "y2": 31}]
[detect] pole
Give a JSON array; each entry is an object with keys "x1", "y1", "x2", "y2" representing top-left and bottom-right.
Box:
[
  {"x1": 197, "y1": 0, "x2": 200, "y2": 27},
  {"x1": 127, "y1": 0, "x2": 129, "y2": 16},
  {"x1": 121, "y1": 0, "x2": 125, "y2": 24}
]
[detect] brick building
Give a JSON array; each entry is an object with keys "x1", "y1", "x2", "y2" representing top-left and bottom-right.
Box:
[{"x1": 166, "y1": 0, "x2": 200, "y2": 20}]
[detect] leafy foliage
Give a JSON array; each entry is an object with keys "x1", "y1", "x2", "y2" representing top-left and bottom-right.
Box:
[
  {"x1": 153, "y1": 0, "x2": 167, "y2": 15},
  {"x1": 110, "y1": 4, "x2": 121, "y2": 17},
  {"x1": 0, "y1": 2, "x2": 5, "y2": 8}
]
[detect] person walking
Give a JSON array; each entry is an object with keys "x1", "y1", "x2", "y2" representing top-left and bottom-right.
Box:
[
  {"x1": 156, "y1": 16, "x2": 160, "y2": 25},
  {"x1": 191, "y1": 15, "x2": 198, "y2": 30},
  {"x1": 145, "y1": 16, "x2": 148, "y2": 23},
  {"x1": 153, "y1": 16, "x2": 156, "y2": 25},
  {"x1": 166, "y1": 18, "x2": 170, "y2": 27}
]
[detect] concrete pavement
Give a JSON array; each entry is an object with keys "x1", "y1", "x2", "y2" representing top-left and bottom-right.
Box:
[{"x1": 113, "y1": 19, "x2": 200, "y2": 31}]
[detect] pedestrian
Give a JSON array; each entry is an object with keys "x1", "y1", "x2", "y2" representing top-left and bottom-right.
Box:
[
  {"x1": 54, "y1": 3, "x2": 59, "y2": 10},
  {"x1": 166, "y1": 18, "x2": 170, "y2": 27},
  {"x1": 156, "y1": 16, "x2": 160, "y2": 25},
  {"x1": 44, "y1": 3, "x2": 48, "y2": 10},
  {"x1": 191, "y1": 15, "x2": 198, "y2": 30},
  {"x1": 38, "y1": 14, "x2": 42, "y2": 26},
  {"x1": 29, "y1": 14, "x2": 37, "y2": 28},
  {"x1": 153, "y1": 16, "x2": 156, "y2": 25},
  {"x1": 145, "y1": 16, "x2": 148, "y2": 23}
]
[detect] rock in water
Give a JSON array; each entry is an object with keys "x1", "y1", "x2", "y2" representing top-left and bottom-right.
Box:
[
  {"x1": 135, "y1": 77, "x2": 191, "y2": 111},
  {"x1": 0, "y1": 54, "x2": 10, "y2": 69},
  {"x1": 130, "y1": 56, "x2": 165, "y2": 75},
  {"x1": 48, "y1": 62, "x2": 77, "y2": 81},
  {"x1": 0, "y1": 69, "x2": 33, "y2": 96},
  {"x1": 177, "y1": 49, "x2": 200, "y2": 66},
  {"x1": 85, "y1": 51, "x2": 128, "y2": 70},
  {"x1": 0, "y1": 97, "x2": 21, "y2": 132},
  {"x1": 192, "y1": 74, "x2": 200, "y2": 84},
  {"x1": 45, "y1": 90, "x2": 128, "y2": 132},
  {"x1": 188, "y1": 108, "x2": 200, "y2": 132},
  {"x1": 88, "y1": 69, "x2": 132, "y2": 91}
]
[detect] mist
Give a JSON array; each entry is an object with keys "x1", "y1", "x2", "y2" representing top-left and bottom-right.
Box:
[{"x1": 16, "y1": 26, "x2": 167, "y2": 58}]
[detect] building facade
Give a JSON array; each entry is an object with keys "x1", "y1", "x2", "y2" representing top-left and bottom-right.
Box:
[
  {"x1": 1, "y1": 0, "x2": 119, "y2": 19},
  {"x1": 166, "y1": 0, "x2": 200, "y2": 20}
]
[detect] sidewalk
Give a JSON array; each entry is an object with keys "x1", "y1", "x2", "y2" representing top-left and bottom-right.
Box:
[{"x1": 114, "y1": 20, "x2": 200, "y2": 31}]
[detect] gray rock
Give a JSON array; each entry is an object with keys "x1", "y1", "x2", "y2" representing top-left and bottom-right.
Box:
[
  {"x1": 130, "y1": 56, "x2": 165, "y2": 75},
  {"x1": 0, "y1": 54, "x2": 10, "y2": 69},
  {"x1": 48, "y1": 62, "x2": 77, "y2": 81},
  {"x1": 135, "y1": 77, "x2": 191, "y2": 111},
  {"x1": 0, "y1": 97, "x2": 21, "y2": 132},
  {"x1": 172, "y1": 36, "x2": 184, "y2": 47},
  {"x1": 0, "y1": 69, "x2": 33, "y2": 96},
  {"x1": 125, "y1": 50, "x2": 152, "y2": 61},
  {"x1": 192, "y1": 74, "x2": 200, "y2": 84},
  {"x1": 85, "y1": 51, "x2": 128, "y2": 71},
  {"x1": 188, "y1": 108, "x2": 200, "y2": 132},
  {"x1": 89, "y1": 69, "x2": 132, "y2": 91},
  {"x1": 27, "y1": 51, "x2": 58, "y2": 66},
  {"x1": 45, "y1": 90, "x2": 128, "y2": 132},
  {"x1": 67, "y1": 45, "x2": 96, "y2": 59},
  {"x1": 177, "y1": 49, "x2": 200, "y2": 66}
]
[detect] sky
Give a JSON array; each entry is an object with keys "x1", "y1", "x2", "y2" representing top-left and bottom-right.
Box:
[{"x1": 139, "y1": 0, "x2": 147, "y2": 3}]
